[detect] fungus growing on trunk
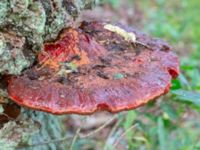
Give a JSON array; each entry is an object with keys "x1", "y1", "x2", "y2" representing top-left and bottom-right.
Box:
[{"x1": 7, "y1": 22, "x2": 179, "y2": 115}]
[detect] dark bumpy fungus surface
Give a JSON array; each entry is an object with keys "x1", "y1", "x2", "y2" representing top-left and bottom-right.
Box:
[{"x1": 8, "y1": 22, "x2": 179, "y2": 115}]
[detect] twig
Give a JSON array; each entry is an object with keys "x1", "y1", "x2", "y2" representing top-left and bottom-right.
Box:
[
  {"x1": 69, "y1": 128, "x2": 81, "y2": 150},
  {"x1": 113, "y1": 123, "x2": 138, "y2": 148},
  {"x1": 103, "y1": 117, "x2": 123, "y2": 150},
  {"x1": 80, "y1": 115, "x2": 118, "y2": 138}
]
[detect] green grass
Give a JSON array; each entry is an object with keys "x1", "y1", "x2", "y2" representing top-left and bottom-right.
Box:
[{"x1": 100, "y1": 0, "x2": 200, "y2": 150}]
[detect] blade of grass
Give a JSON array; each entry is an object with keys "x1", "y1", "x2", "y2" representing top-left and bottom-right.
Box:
[
  {"x1": 172, "y1": 89, "x2": 200, "y2": 106},
  {"x1": 113, "y1": 123, "x2": 138, "y2": 148},
  {"x1": 69, "y1": 128, "x2": 81, "y2": 150},
  {"x1": 157, "y1": 117, "x2": 166, "y2": 150}
]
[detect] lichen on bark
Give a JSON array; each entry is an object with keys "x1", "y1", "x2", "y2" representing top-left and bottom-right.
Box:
[
  {"x1": 0, "y1": 0, "x2": 96, "y2": 75},
  {"x1": 0, "y1": 1, "x2": 97, "y2": 149},
  {"x1": 0, "y1": 31, "x2": 30, "y2": 75},
  {"x1": 0, "y1": 119, "x2": 40, "y2": 150}
]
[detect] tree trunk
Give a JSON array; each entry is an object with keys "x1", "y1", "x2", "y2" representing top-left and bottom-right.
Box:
[{"x1": 0, "y1": 1, "x2": 97, "y2": 149}]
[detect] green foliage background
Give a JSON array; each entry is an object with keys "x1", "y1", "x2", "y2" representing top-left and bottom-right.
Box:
[
  {"x1": 96, "y1": 0, "x2": 200, "y2": 150},
  {"x1": 116, "y1": 0, "x2": 200, "y2": 150}
]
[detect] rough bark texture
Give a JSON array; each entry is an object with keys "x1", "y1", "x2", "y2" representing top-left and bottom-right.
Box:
[
  {"x1": 0, "y1": 1, "x2": 96, "y2": 149},
  {"x1": 0, "y1": 0, "x2": 96, "y2": 75}
]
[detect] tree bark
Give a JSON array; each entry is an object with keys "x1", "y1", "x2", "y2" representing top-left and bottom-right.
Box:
[{"x1": 0, "y1": 0, "x2": 96, "y2": 75}]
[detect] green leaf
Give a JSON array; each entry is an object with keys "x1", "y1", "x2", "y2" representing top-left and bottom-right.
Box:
[
  {"x1": 106, "y1": 0, "x2": 121, "y2": 8},
  {"x1": 113, "y1": 73, "x2": 125, "y2": 80},
  {"x1": 172, "y1": 89, "x2": 200, "y2": 106},
  {"x1": 178, "y1": 74, "x2": 191, "y2": 89},
  {"x1": 157, "y1": 117, "x2": 166, "y2": 150},
  {"x1": 171, "y1": 79, "x2": 181, "y2": 90},
  {"x1": 160, "y1": 103, "x2": 178, "y2": 120},
  {"x1": 66, "y1": 62, "x2": 78, "y2": 72},
  {"x1": 124, "y1": 111, "x2": 137, "y2": 129},
  {"x1": 123, "y1": 111, "x2": 137, "y2": 148}
]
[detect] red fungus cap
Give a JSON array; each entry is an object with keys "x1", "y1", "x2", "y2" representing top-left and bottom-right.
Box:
[{"x1": 8, "y1": 22, "x2": 179, "y2": 115}]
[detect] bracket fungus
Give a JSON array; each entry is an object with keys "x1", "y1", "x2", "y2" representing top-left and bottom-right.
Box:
[{"x1": 7, "y1": 22, "x2": 179, "y2": 115}]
